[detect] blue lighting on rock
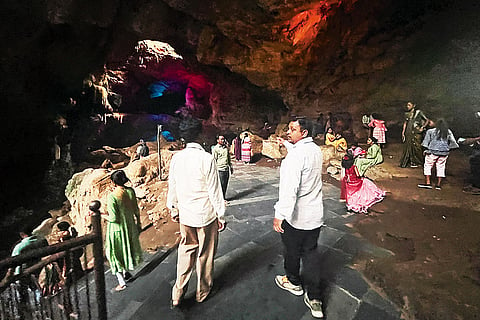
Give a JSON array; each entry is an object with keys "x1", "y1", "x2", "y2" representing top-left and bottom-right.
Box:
[
  {"x1": 148, "y1": 114, "x2": 170, "y2": 122},
  {"x1": 162, "y1": 130, "x2": 175, "y2": 141},
  {"x1": 149, "y1": 81, "x2": 171, "y2": 98}
]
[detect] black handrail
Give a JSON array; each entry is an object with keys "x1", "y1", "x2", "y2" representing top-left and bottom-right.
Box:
[{"x1": 0, "y1": 200, "x2": 107, "y2": 320}]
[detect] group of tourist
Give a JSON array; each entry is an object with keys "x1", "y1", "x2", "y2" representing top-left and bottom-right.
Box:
[
  {"x1": 325, "y1": 132, "x2": 384, "y2": 214},
  {"x1": 340, "y1": 138, "x2": 386, "y2": 214},
  {"x1": 400, "y1": 102, "x2": 459, "y2": 189},
  {"x1": 6, "y1": 220, "x2": 84, "y2": 316},
  {"x1": 232, "y1": 132, "x2": 253, "y2": 164},
  {"x1": 99, "y1": 117, "x2": 326, "y2": 317},
  {"x1": 8, "y1": 101, "x2": 460, "y2": 318},
  {"x1": 100, "y1": 102, "x2": 463, "y2": 319}
]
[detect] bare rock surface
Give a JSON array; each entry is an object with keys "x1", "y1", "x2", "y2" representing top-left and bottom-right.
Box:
[{"x1": 64, "y1": 147, "x2": 175, "y2": 236}]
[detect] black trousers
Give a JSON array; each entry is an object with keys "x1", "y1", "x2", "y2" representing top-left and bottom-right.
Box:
[
  {"x1": 218, "y1": 170, "x2": 230, "y2": 199},
  {"x1": 281, "y1": 220, "x2": 322, "y2": 299},
  {"x1": 470, "y1": 152, "x2": 480, "y2": 187}
]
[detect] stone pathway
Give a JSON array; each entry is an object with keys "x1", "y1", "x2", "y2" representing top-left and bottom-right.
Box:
[{"x1": 98, "y1": 160, "x2": 401, "y2": 319}]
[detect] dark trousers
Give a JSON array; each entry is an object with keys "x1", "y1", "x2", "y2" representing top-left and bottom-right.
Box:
[
  {"x1": 281, "y1": 221, "x2": 322, "y2": 299},
  {"x1": 218, "y1": 170, "x2": 230, "y2": 199},
  {"x1": 470, "y1": 152, "x2": 480, "y2": 187}
]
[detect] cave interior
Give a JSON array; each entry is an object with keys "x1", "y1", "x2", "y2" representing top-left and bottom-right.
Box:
[{"x1": 1, "y1": 0, "x2": 480, "y2": 220}]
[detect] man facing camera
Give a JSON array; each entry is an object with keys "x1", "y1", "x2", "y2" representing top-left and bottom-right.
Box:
[{"x1": 274, "y1": 117, "x2": 325, "y2": 318}]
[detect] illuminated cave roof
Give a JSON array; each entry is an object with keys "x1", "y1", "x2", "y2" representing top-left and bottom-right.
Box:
[{"x1": 2, "y1": 0, "x2": 480, "y2": 212}]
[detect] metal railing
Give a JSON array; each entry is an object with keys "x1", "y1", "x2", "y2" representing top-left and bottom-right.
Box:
[{"x1": 0, "y1": 201, "x2": 106, "y2": 320}]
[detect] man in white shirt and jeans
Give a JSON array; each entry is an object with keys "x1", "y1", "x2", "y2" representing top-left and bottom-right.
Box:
[
  {"x1": 167, "y1": 117, "x2": 226, "y2": 307},
  {"x1": 273, "y1": 117, "x2": 324, "y2": 318}
]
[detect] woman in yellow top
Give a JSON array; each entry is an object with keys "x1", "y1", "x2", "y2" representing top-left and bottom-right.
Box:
[{"x1": 325, "y1": 127, "x2": 347, "y2": 151}]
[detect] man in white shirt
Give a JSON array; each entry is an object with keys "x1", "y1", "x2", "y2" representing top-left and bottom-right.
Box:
[
  {"x1": 273, "y1": 118, "x2": 324, "y2": 318},
  {"x1": 167, "y1": 117, "x2": 226, "y2": 307}
]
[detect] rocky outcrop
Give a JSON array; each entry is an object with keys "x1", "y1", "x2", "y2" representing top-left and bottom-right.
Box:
[{"x1": 64, "y1": 147, "x2": 174, "y2": 236}]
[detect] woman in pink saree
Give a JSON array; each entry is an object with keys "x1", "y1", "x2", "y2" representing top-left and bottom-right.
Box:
[{"x1": 340, "y1": 151, "x2": 386, "y2": 214}]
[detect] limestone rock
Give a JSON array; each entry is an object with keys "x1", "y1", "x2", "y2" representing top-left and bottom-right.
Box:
[
  {"x1": 327, "y1": 166, "x2": 339, "y2": 176},
  {"x1": 64, "y1": 148, "x2": 175, "y2": 236},
  {"x1": 32, "y1": 218, "x2": 58, "y2": 238},
  {"x1": 320, "y1": 145, "x2": 343, "y2": 167},
  {"x1": 261, "y1": 139, "x2": 286, "y2": 159},
  {"x1": 48, "y1": 201, "x2": 71, "y2": 219}
]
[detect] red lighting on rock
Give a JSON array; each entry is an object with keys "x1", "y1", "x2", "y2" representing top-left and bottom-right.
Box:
[{"x1": 281, "y1": 1, "x2": 333, "y2": 47}]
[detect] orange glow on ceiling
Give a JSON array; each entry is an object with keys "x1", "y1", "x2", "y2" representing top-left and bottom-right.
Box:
[{"x1": 281, "y1": 1, "x2": 333, "y2": 47}]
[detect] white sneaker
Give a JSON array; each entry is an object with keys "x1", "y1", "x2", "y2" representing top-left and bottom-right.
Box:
[
  {"x1": 274, "y1": 275, "x2": 304, "y2": 296},
  {"x1": 304, "y1": 293, "x2": 324, "y2": 318}
]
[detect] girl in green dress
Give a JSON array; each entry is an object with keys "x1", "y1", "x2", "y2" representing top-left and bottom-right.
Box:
[{"x1": 104, "y1": 170, "x2": 143, "y2": 291}]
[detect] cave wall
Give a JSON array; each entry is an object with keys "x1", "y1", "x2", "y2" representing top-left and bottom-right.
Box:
[{"x1": 2, "y1": 0, "x2": 480, "y2": 215}]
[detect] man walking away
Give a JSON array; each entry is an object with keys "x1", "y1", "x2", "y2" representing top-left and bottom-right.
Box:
[
  {"x1": 212, "y1": 135, "x2": 233, "y2": 200},
  {"x1": 167, "y1": 117, "x2": 226, "y2": 307},
  {"x1": 273, "y1": 117, "x2": 324, "y2": 318}
]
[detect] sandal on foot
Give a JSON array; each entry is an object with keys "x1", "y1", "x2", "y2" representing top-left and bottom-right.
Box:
[{"x1": 115, "y1": 285, "x2": 127, "y2": 292}]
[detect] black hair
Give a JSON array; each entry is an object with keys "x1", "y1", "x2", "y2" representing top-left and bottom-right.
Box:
[
  {"x1": 19, "y1": 225, "x2": 34, "y2": 236},
  {"x1": 111, "y1": 170, "x2": 129, "y2": 186},
  {"x1": 295, "y1": 117, "x2": 313, "y2": 137},
  {"x1": 341, "y1": 150, "x2": 355, "y2": 169},
  {"x1": 370, "y1": 136, "x2": 378, "y2": 144},
  {"x1": 435, "y1": 119, "x2": 449, "y2": 140},
  {"x1": 57, "y1": 221, "x2": 71, "y2": 231},
  {"x1": 179, "y1": 117, "x2": 202, "y2": 143}
]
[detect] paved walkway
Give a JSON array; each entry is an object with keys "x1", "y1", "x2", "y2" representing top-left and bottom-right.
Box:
[{"x1": 102, "y1": 161, "x2": 401, "y2": 319}]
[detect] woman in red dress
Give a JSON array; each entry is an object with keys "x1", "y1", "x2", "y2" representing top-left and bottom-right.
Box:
[{"x1": 340, "y1": 151, "x2": 386, "y2": 214}]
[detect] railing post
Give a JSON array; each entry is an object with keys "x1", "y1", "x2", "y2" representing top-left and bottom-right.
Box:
[
  {"x1": 157, "y1": 124, "x2": 163, "y2": 181},
  {"x1": 89, "y1": 200, "x2": 107, "y2": 320}
]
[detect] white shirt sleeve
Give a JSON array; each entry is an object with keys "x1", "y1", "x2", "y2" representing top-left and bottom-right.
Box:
[
  {"x1": 448, "y1": 130, "x2": 459, "y2": 149},
  {"x1": 166, "y1": 156, "x2": 178, "y2": 213},
  {"x1": 205, "y1": 157, "x2": 226, "y2": 223},
  {"x1": 274, "y1": 152, "x2": 301, "y2": 221}
]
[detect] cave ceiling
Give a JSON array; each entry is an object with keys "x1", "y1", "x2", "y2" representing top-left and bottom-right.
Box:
[
  {"x1": 1, "y1": 0, "x2": 480, "y2": 212},
  {"x1": 5, "y1": 0, "x2": 480, "y2": 128}
]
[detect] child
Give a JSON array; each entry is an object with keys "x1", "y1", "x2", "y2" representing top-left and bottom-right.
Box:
[
  {"x1": 368, "y1": 113, "x2": 387, "y2": 147},
  {"x1": 347, "y1": 142, "x2": 366, "y2": 159}
]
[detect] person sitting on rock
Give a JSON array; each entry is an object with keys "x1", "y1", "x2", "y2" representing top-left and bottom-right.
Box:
[
  {"x1": 136, "y1": 139, "x2": 149, "y2": 158},
  {"x1": 347, "y1": 142, "x2": 366, "y2": 159},
  {"x1": 354, "y1": 137, "x2": 383, "y2": 176},
  {"x1": 340, "y1": 150, "x2": 386, "y2": 214},
  {"x1": 325, "y1": 127, "x2": 347, "y2": 152}
]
